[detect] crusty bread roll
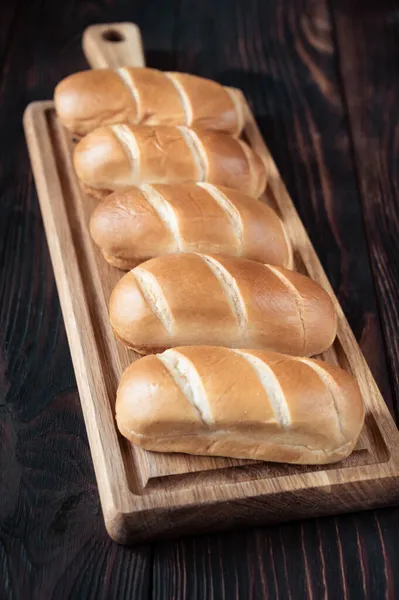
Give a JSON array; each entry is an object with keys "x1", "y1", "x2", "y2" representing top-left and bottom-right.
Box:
[
  {"x1": 54, "y1": 67, "x2": 244, "y2": 137},
  {"x1": 73, "y1": 125, "x2": 267, "y2": 198},
  {"x1": 116, "y1": 346, "x2": 365, "y2": 465},
  {"x1": 109, "y1": 253, "x2": 337, "y2": 355},
  {"x1": 90, "y1": 183, "x2": 292, "y2": 270}
]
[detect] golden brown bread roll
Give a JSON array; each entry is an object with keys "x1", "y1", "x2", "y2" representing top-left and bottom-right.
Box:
[
  {"x1": 116, "y1": 346, "x2": 365, "y2": 465},
  {"x1": 90, "y1": 183, "x2": 292, "y2": 270},
  {"x1": 109, "y1": 253, "x2": 337, "y2": 355},
  {"x1": 54, "y1": 67, "x2": 244, "y2": 136},
  {"x1": 73, "y1": 125, "x2": 267, "y2": 198}
]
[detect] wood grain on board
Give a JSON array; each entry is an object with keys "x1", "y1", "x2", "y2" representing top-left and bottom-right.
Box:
[
  {"x1": 1, "y1": 0, "x2": 399, "y2": 597},
  {"x1": 24, "y1": 11, "x2": 399, "y2": 546}
]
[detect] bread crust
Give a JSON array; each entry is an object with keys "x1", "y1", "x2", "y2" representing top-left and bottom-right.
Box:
[
  {"x1": 109, "y1": 253, "x2": 337, "y2": 355},
  {"x1": 55, "y1": 69, "x2": 138, "y2": 136},
  {"x1": 115, "y1": 347, "x2": 364, "y2": 465},
  {"x1": 73, "y1": 126, "x2": 133, "y2": 190},
  {"x1": 89, "y1": 184, "x2": 292, "y2": 270},
  {"x1": 73, "y1": 125, "x2": 267, "y2": 197},
  {"x1": 54, "y1": 67, "x2": 243, "y2": 136}
]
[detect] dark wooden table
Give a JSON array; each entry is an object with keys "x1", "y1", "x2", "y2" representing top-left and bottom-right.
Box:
[{"x1": 1, "y1": 0, "x2": 399, "y2": 598}]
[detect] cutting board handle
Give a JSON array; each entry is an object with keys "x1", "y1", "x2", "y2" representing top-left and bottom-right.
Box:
[{"x1": 82, "y1": 23, "x2": 145, "y2": 69}]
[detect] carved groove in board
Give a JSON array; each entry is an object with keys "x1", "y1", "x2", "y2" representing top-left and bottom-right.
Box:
[{"x1": 23, "y1": 84, "x2": 399, "y2": 541}]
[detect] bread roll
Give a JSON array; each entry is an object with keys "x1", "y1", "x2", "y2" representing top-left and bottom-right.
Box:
[
  {"x1": 116, "y1": 346, "x2": 364, "y2": 465},
  {"x1": 90, "y1": 183, "x2": 292, "y2": 270},
  {"x1": 109, "y1": 253, "x2": 337, "y2": 355},
  {"x1": 55, "y1": 67, "x2": 244, "y2": 137},
  {"x1": 73, "y1": 125, "x2": 267, "y2": 198}
]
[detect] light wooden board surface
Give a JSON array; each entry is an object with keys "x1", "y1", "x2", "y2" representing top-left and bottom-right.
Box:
[{"x1": 23, "y1": 22, "x2": 399, "y2": 544}]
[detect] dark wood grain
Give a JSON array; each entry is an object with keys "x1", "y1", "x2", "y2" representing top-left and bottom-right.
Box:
[
  {"x1": 0, "y1": 0, "x2": 152, "y2": 598},
  {"x1": 332, "y1": 0, "x2": 399, "y2": 424},
  {"x1": 148, "y1": 0, "x2": 399, "y2": 598},
  {"x1": 2, "y1": 0, "x2": 399, "y2": 597},
  {"x1": 153, "y1": 508, "x2": 399, "y2": 600}
]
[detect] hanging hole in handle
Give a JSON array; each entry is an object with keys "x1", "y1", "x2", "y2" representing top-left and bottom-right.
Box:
[{"x1": 102, "y1": 29, "x2": 125, "y2": 42}]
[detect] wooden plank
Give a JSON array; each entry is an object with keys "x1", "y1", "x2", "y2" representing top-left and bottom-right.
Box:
[
  {"x1": 149, "y1": 1, "x2": 399, "y2": 595},
  {"x1": 0, "y1": 1, "x2": 153, "y2": 598},
  {"x1": 332, "y1": 2, "x2": 399, "y2": 417},
  {"x1": 153, "y1": 509, "x2": 399, "y2": 599},
  {"x1": 23, "y1": 19, "x2": 399, "y2": 544}
]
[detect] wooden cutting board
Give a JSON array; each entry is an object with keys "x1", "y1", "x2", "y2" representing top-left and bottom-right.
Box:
[{"x1": 23, "y1": 22, "x2": 399, "y2": 544}]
